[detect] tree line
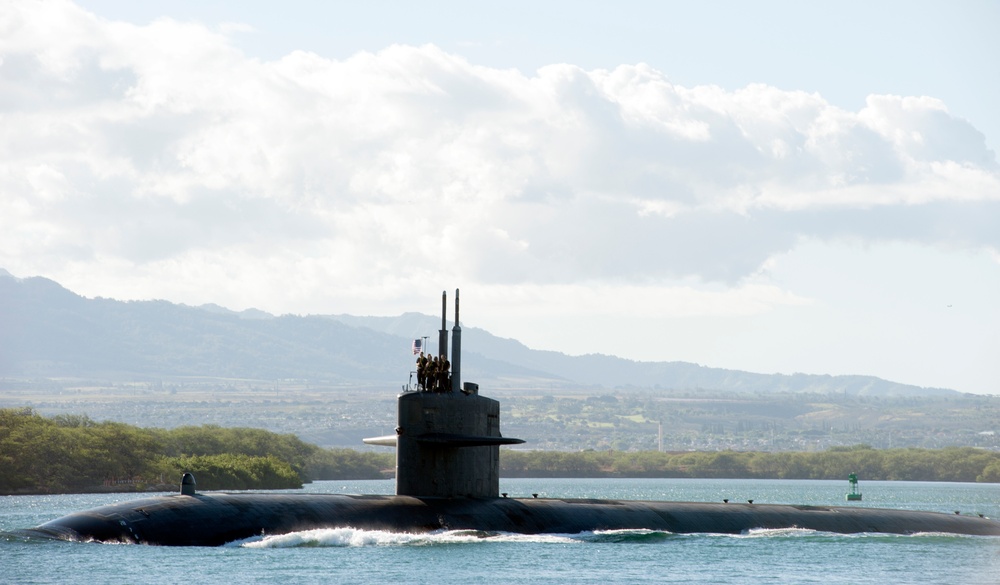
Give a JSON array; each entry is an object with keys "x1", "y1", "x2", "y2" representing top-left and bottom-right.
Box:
[
  {"x1": 0, "y1": 408, "x2": 391, "y2": 494},
  {"x1": 500, "y1": 445, "x2": 1000, "y2": 482},
  {"x1": 3, "y1": 408, "x2": 998, "y2": 494}
]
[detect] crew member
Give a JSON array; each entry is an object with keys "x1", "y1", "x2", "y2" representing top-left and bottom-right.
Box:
[
  {"x1": 416, "y1": 352, "x2": 428, "y2": 390},
  {"x1": 426, "y1": 357, "x2": 438, "y2": 392},
  {"x1": 438, "y1": 355, "x2": 450, "y2": 392}
]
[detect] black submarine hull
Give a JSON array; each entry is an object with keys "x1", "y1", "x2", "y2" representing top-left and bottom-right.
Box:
[
  {"x1": 22, "y1": 492, "x2": 1000, "y2": 546},
  {"x1": 19, "y1": 294, "x2": 1000, "y2": 546}
]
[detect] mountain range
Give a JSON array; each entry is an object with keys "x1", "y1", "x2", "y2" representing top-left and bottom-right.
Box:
[{"x1": 0, "y1": 269, "x2": 955, "y2": 397}]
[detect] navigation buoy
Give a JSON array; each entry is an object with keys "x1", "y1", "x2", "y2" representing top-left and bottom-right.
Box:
[{"x1": 846, "y1": 472, "x2": 863, "y2": 501}]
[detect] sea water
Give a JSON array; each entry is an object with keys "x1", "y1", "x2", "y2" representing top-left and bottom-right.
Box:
[{"x1": 2, "y1": 478, "x2": 998, "y2": 585}]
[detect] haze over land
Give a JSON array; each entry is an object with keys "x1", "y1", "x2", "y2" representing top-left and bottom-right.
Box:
[
  {"x1": 4, "y1": 271, "x2": 998, "y2": 453},
  {"x1": 1, "y1": 1, "x2": 998, "y2": 394},
  {"x1": 0, "y1": 270, "x2": 960, "y2": 395}
]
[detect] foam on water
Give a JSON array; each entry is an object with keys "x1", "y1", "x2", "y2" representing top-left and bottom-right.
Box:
[
  {"x1": 238, "y1": 526, "x2": 925, "y2": 548},
  {"x1": 233, "y1": 524, "x2": 989, "y2": 548},
  {"x1": 585, "y1": 528, "x2": 677, "y2": 543},
  {"x1": 742, "y1": 527, "x2": 822, "y2": 538},
  {"x1": 236, "y1": 527, "x2": 585, "y2": 548}
]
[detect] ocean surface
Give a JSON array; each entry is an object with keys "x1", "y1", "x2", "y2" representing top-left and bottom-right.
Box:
[{"x1": 2, "y1": 478, "x2": 998, "y2": 585}]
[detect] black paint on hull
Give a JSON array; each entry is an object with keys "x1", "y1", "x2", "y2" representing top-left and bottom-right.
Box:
[
  {"x1": 20, "y1": 492, "x2": 1000, "y2": 546},
  {"x1": 16, "y1": 295, "x2": 1000, "y2": 546}
]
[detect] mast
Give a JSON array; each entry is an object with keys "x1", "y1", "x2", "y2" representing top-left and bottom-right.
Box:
[
  {"x1": 438, "y1": 290, "x2": 448, "y2": 359},
  {"x1": 451, "y1": 288, "x2": 461, "y2": 393}
]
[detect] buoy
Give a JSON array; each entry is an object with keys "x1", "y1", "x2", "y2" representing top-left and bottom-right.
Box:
[{"x1": 846, "y1": 472, "x2": 862, "y2": 501}]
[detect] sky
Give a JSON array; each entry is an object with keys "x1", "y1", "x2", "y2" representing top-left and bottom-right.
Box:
[{"x1": 1, "y1": 0, "x2": 998, "y2": 394}]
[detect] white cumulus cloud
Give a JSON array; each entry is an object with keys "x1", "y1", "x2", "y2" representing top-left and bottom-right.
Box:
[{"x1": 1, "y1": 0, "x2": 997, "y2": 318}]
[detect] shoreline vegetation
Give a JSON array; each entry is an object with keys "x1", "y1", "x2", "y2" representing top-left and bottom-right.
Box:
[{"x1": 3, "y1": 408, "x2": 999, "y2": 495}]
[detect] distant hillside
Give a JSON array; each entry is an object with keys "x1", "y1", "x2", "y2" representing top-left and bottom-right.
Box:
[
  {"x1": 325, "y1": 313, "x2": 956, "y2": 397},
  {"x1": 0, "y1": 272, "x2": 403, "y2": 382},
  {"x1": 0, "y1": 270, "x2": 956, "y2": 396}
]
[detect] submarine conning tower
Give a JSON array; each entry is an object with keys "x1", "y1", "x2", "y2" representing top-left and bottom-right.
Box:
[{"x1": 388, "y1": 289, "x2": 523, "y2": 498}]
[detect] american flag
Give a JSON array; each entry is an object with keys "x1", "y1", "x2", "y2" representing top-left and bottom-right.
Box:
[{"x1": 411, "y1": 339, "x2": 423, "y2": 355}]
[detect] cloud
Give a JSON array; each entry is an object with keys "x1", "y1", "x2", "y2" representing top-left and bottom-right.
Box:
[{"x1": 1, "y1": 1, "x2": 997, "y2": 310}]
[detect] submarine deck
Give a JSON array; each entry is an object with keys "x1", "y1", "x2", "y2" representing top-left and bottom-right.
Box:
[{"x1": 21, "y1": 492, "x2": 1000, "y2": 546}]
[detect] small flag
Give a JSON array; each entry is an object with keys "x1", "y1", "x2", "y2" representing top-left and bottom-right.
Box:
[{"x1": 411, "y1": 339, "x2": 423, "y2": 355}]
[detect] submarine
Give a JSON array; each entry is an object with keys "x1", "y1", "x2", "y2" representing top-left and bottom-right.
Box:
[{"x1": 20, "y1": 290, "x2": 1000, "y2": 545}]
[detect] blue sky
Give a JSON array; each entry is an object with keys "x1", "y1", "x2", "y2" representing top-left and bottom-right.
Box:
[{"x1": 2, "y1": 1, "x2": 998, "y2": 393}]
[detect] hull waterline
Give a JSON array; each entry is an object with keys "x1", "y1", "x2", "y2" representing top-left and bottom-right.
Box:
[{"x1": 21, "y1": 491, "x2": 1000, "y2": 546}]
